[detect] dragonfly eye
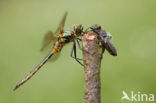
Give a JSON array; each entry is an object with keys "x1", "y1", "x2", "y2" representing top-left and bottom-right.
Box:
[
  {"x1": 73, "y1": 24, "x2": 83, "y2": 35},
  {"x1": 79, "y1": 24, "x2": 83, "y2": 31}
]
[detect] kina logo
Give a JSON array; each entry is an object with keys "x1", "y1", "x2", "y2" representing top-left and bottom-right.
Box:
[{"x1": 121, "y1": 91, "x2": 154, "y2": 102}]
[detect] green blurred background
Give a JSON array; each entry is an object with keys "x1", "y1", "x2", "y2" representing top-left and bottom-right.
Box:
[{"x1": 0, "y1": 0, "x2": 156, "y2": 103}]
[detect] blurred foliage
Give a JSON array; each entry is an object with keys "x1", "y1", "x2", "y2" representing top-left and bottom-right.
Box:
[{"x1": 0, "y1": 0, "x2": 156, "y2": 103}]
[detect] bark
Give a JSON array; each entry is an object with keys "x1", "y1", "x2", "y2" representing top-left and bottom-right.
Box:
[{"x1": 82, "y1": 32, "x2": 103, "y2": 103}]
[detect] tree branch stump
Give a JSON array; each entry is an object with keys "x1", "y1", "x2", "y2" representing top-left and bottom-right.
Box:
[{"x1": 82, "y1": 32, "x2": 103, "y2": 103}]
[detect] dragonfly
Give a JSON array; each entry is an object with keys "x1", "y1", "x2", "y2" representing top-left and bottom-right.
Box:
[
  {"x1": 14, "y1": 12, "x2": 84, "y2": 91},
  {"x1": 87, "y1": 24, "x2": 117, "y2": 56}
]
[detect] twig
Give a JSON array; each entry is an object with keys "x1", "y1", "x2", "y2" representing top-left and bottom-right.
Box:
[{"x1": 82, "y1": 32, "x2": 103, "y2": 103}]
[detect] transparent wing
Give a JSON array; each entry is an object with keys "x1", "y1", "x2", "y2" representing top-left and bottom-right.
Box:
[
  {"x1": 40, "y1": 31, "x2": 56, "y2": 51},
  {"x1": 55, "y1": 12, "x2": 68, "y2": 34}
]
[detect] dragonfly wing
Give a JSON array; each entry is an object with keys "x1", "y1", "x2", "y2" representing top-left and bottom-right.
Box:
[
  {"x1": 55, "y1": 12, "x2": 68, "y2": 34},
  {"x1": 40, "y1": 31, "x2": 56, "y2": 51}
]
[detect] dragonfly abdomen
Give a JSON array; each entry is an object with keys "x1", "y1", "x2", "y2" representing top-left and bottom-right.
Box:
[
  {"x1": 14, "y1": 50, "x2": 54, "y2": 91},
  {"x1": 51, "y1": 42, "x2": 64, "y2": 54}
]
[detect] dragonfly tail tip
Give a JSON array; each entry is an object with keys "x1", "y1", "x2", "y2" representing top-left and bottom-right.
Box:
[{"x1": 13, "y1": 86, "x2": 18, "y2": 91}]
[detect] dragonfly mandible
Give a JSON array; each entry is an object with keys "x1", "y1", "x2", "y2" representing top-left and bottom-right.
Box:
[
  {"x1": 14, "y1": 12, "x2": 84, "y2": 91},
  {"x1": 87, "y1": 24, "x2": 117, "y2": 56}
]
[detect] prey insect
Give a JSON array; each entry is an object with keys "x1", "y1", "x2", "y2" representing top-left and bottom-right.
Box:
[
  {"x1": 87, "y1": 24, "x2": 117, "y2": 56},
  {"x1": 14, "y1": 12, "x2": 84, "y2": 90}
]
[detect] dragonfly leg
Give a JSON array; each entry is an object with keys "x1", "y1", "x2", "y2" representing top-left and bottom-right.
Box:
[
  {"x1": 70, "y1": 40, "x2": 84, "y2": 66},
  {"x1": 74, "y1": 40, "x2": 83, "y2": 61},
  {"x1": 71, "y1": 40, "x2": 83, "y2": 60},
  {"x1": 77, "y1": 38, "x2": 82, "y2": 41},
  {"x1": 84, "y1": 27, "x2": 90, "y2": 32},
  {"x1": 76, "y1": 39, "x2": 82, "y2": 50}
]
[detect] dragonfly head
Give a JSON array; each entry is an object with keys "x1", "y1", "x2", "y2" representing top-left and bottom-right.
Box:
[
  {"x1": 72, "y1": 24, "x2": 83, "y2": 36},
  {"x1": 90, "y1": 24, "x2": 101, "y2": 30}
]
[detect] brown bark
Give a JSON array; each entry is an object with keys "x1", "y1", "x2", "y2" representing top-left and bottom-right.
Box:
[{"x1": 82, "y1": 32, "x2": 103, "y2": 103}]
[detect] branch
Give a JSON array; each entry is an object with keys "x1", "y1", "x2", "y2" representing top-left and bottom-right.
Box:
[{"x1": 82, "y1": 31, "x2": 103, "y2": 103}]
